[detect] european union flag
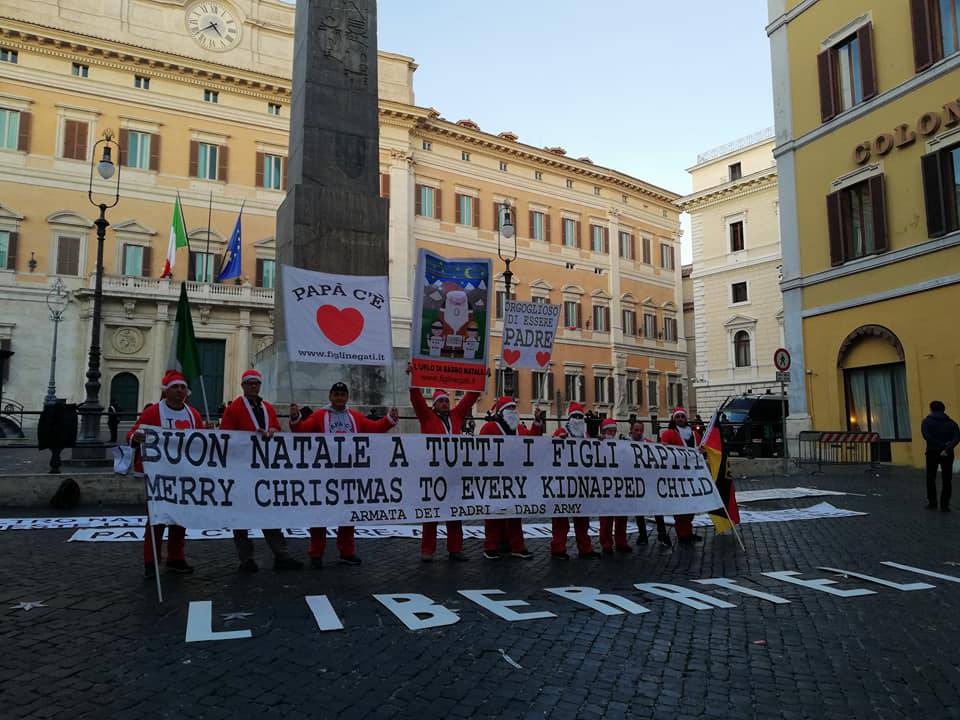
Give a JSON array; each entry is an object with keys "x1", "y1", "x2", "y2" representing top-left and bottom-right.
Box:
[{"x1": 216, "y1": 207, "x2": 242, "y2": 282}]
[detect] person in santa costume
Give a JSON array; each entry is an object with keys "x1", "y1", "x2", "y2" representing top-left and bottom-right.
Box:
[
  {"x1": 220, "y1": 369, "x2": 304, "y2": 572},
  {"x1": 479, "y1": 397, "x2": 543, "y2": 560},
  {"x1": 407, "y1": 364, "x2": 478, "y2": 562},
  {"x1": 289, "y1": 382, "x2": 400, "y2": 568},
  {"x1": 128, "y1": 370, "x2": 204, "y2": 576},
  {"x1": 628, "y1": 421, "x2": 671, "y2": 548},
  {"x1": 659, "y1": 407, "x2": 703, "y2": 545},
  {"x1": 550, "y1": 402, "x2": 600, "y2": 560},
  {"x1": 597, "y1": 418, "x2": 632, "y2": 555}
]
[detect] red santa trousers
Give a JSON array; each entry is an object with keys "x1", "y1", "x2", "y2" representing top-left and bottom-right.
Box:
[
  {"x1": 483, "y1": 519, "x2": 526, "y2": 553},
  {"x1": 674, "y1": 514, "x2": 694, "y2": 539},
  {"x1": 143, "y1": 523, "x2": 186, "y2": 564},
  {"x1": 308, "y1": 526, "x2": 356, "y2": 558},
  {"x1": 421, "y1": 521, "x2": 464, "y2": 555},
  {"x1": 550, "y1": 517, "x2": 593, "y2": 554},
  {"x1": 599, "y1": 516, "x2": 628, "y2": 551}
]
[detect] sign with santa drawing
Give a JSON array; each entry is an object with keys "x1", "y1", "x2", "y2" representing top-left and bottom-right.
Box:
[
  {"x1": 500, "y1": 299, "x2": 561, "y2": 370},
  {"x1": 410, "y1": 249, "x2": 491, "y2": 392},
  {"x1": 281, "y1": 265, "x2": 393, "y2": 366}
]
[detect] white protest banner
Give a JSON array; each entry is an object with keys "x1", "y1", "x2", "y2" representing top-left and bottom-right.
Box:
[
  {"x1": 281, "y1": 264, "x2": 392, "y2": 366},
  {"x1": 501, "y1": 300, "x2": 560, "y2": 370},
  {"x1": 139, "y1": 427, "x2": 723, "y2": 529}
]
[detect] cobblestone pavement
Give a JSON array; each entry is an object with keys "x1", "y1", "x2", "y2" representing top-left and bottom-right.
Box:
[{"x1": 1, "y1": 467, "x2": 959, "y2": 719}]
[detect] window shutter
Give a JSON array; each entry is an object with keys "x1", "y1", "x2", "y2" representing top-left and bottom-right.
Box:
[
  {"x1": 575, "y1": 220, "x2": 581, "y2": 248},
  {"x1": 415, "y1": 184, "x2": 423, "y2": 215},
  {"x1": 76, "y1": 121, "x2": 88, "y2": 160},
  {"x1": 576, "y1": 302, "x2": 582, "y2": 328},
  {"x1": 473, "y1": 197, "x2": 480, "y2": 228},
  {"x1": 869, "y1": 175, "x2": 888, "y2": 253},
  {"x1": 435, "y1": 189, "x2": 442, "y2": 219},
  {"x1": 857, "y1": 23, "x2": 877, "y2": 100},
  {"x1": 189, "y1": 141, "x2": 199, "y2": 177},
  {"x1": 256, "y1": 152, "x2": 264, "y2": 188},
  {"x1": 604, "y1": 306, "x2": 610, "y2": 332},
  {"x1": 607, "y1": 377, "x2": 614, "y2": 405},
  {"x1": 817, "y1": 49, "x2": 837, "y2": 123},
  {"x1": 217, "y1": 145, "x2": 229, "y2": 183},
  {"x1": 455, "y1": 193, "x2": 462, "y2": 224},
  {"x1": 544, "y1": 214, "x2": 551, "y2": 243},
  {"x1": 16, "y1": 112, "x2": 30, "y2": 152},
  {"x1": 603, "y1": 227, "x2": 610, "y2": 254},
  {"x1": 910, "y1": 0, "x2": 937, "y2": 72},
  {"x1": 670, "y1": 246, "x2": 676, "y2": 269},
  {"x1": 826, "y1": 190, "x2": 844, "y2": 266},
  {"x1": 527, "y1": 210, "x2": 533, "y2": 238},
  {"x1": 630, "y1": 234, "x2": 636, "y2": 260},
  {"x1": 6, "y1": 231, "x2": 17, "y2": 270},
  {"x1": 57, "y1": 236, "x2": 79, "y2": 275},
  {"x1": 494, "y1": 203, "x2": 501, "y2": 232},
  {"x1": 380, "y1": 173, "x2": 390, "y2": 198},
  {"x1": 119, "y1": 129, "x2": 129, "y2": 166},
  {"x1": 256, "y1": 258, "x2": 264, "y2": 287},
  {"x1": 921, "y1": 150, "x2": 947, "y2": 237},
  {"x1": 63, "y1": 120, "x2": 77, "y2": 159},
  {"x1": 188, "y1": 251, "x2": 197, "y2": 281},
  {"x1": 643, "y1": 236, "x2": 651, "y2": 263},
  {"x1": 282, "y1": 156, "x2": 288, "y2": 191},
  {"x1": 142, "y1": 246, "x2": 152, "y2": 277},
  {"x1": 150, "y1": 133, "x2": 160, "y2": 172}
]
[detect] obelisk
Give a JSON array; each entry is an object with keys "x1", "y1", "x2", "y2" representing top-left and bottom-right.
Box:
[{"x1": 267, "y1": 0, "x2": 391, "y2": 410}]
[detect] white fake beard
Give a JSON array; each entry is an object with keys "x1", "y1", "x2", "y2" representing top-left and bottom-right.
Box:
[
  {"x1": 444, "y1": 299, "x2": 469, "y2": 333},
  {"x1": 567, "y1": 419, "x2": 586, "y2": 437},
  {"x1": 501, "y1": 410, "x2": 519, "y2": 431}
]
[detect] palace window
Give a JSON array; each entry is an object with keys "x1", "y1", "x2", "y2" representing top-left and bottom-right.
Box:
[
  {"x1": 415, "y1": 184, "x2": 439, "y2": 218},
  {"x1": 532, "y1": 371, "x2": 554, "y2": 402},
  {"x1": 729, "y1": 162, "x2": 742, "y2": 181},
  {"x1": 731, "y1": 281, "x2": 748, "y2": 304},
  {"x1": 530, "y1": 211, "x2": 547, "y2": 241},
  {"x1": 826, "y1": 176, "x2": 888, "y2": 265},
  {"x1": 660, "y1": 243, "x2": 675, "y2": 270},
  {"x1": 845, "y1": 362, "x2": 911, "y2": 440},
  {"x1": 495, "y1": 290, "x2": 516, "y2": 320},
  {"x1": 268, "y1": 103, "x2": 281, "y2": 116},
  {"x1": 204, "y1": 89, "x2": 219, "y2": 104},
  {"x1": 256, "y1": 259, "x2": 276, "y2": 289},
  {"x1": 461, "y1": 151, "x2": 470, "y2": 162},
  {"x1": 122, "y1": 244, "x2": 147, "y2": 277},
  {"x1": 535, "y1": 170, "x2": 543, "y2": 181},
  {"x1": 591, "y1": 305, "x2": 609, "y2": 333},
  {"x1": 71, "y1": 63, "x2": 89, "y2": 78},
  {"x1": 594, "y1": 376, "x2": 613, "y2": 405},
  {"x1": 455, "y1": 194, "x2": 478, "y2": 227},
  {"x1": 196, "y1": 142, "x2": 220, "y2": 181},
  {"x1": 499, "y1": 161, "x2": 508, "y2": 172},
  {"x1": 563, "y1": 300, "x2": 581, "y2": 329},
  {"x1": 562, "y1": 218, "x2": 579, "y2": 248},
  {"x1": 262, "y1": 154, "x2": 284, "y2": 190},
  {"x1": 55, "y1": 236, "x2": 80, "y2": 276},
  {"x1": 734, "y1": 330, "x2": 752, "y2": 368},
  {"x1": 622, "y1": 309, "x2": 637, "y2": 336},
  {"x1": 422, "y1": 141, "x2": 432, "y2": 151},
  {"x1": 590, "y1": 224, "x2": 607, "y2": 253},
  {"x1": 729, "y1": 220, "x2": 745, "y2": 252},
  {"x1": 818, "y1": 24, "x2": 876, "y2": 122},
  {"x1": 619, "y1": 231, "x2": 634, "y2": 259},
  {"x1": 0, "y1": 230, "x2": 13, "y2": 269},
  {"x1": 134, "y1": 75, "x2": 150, "y2": 90},
  {"x1": 626, "y1": 376, "x2": 641, "y2": 406},
  {"x1": 643, "y1": 313, "x2": 658, "y2": 339},
  {"x1": 0, "y1": 109, "x2": 20, "y2": 151},
  {"x1": 125, "y1": 131, "x2": 152, "y2": 171},
  {"x1": 0, "y1": 48, "x2": 17, "y2": 64},
  {"x1": 921, "y1": 141, "x2": 960, "y2": 237},
  {"x1": 663, "y1": 317, "x2": 678, "y2": 342},
  {"x1": 495, "y1": 368, "x2": 517, "y2": 398},
  {"x1": 642, "y1": 235, "x2": 652, "y2": 264},
  {"x1": 189, "y1": 251, "x2": 215, "y2": 283},
  {"x1": 61, "y1": 119, "x2": 89, "y2": 161},
  {"x1": 565, "y1": 373, "x2": 584, "y2": 403},
  {"x1": 566, "y1": 179, "x2": 573, "y2": 189},
  {"x1": 912, "y1": 0, "x2": 960, "y2": 71},
  {"x1": 647, "y1": 377, "x2": 659, "y2": 409}
]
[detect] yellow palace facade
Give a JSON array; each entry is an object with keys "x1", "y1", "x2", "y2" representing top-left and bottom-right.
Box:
[{"x1": 768, "y1": 0, "x2": 960, "y2": 465}]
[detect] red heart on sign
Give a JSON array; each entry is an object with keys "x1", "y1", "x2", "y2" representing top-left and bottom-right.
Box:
[
  {"x1": 174, "y1": 419, "x2": 192, "y2": 429},
  {"x1": 503, "y1": 349, "x2": 521, "y2": 366},
  {"x1": 316, "y1": 305, "x2": 365, "y2": 346},
  {"x1": 535, "y1": 351, "x2": 551, "y2": 367}
]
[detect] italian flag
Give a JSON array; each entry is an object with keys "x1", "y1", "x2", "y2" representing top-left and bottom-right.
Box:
[{"x1": 161, "y1": 193, "x2": 188, "y2": 278}]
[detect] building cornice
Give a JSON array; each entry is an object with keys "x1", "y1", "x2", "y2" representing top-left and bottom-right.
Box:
[{"x1": 678, "y1": 169, "x2": 777, "y2": 211}]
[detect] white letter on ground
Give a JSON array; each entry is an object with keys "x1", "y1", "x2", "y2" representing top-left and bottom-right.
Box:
[
  {"x1": 458, "y1": 589, "x2": 557, "y2": 622},
  {"x1": 373, "y1": 593, "x2": 459, "y2": 631},
  {"x1": 634, "y1": 583, "x2": 736, "y2": 610},
  {"x1": 881, "y1": 561, "x2": 960, "y2": 584},
  {"x1": 762, "y1": 570, "x2": 875, "y2": 597},
  {"x1": 693, "y1": 578, "x2": 791, "y2": 604},
  {"x1": 816, "y1": 567, "x2": 934, "y2": 591},
  {"x1": 184, "y1": 601, "x2": 252, "y2": 643},
  {"x1": 305, "y1": 595, "x2": 344, "y2": 631},
  {"x1": 545, "y1": 586, "x2": 649, "y2": 616}
]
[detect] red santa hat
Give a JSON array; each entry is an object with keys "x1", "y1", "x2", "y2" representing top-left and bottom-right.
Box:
[
  {"x1": 567, "y1": 402, "x2": 585, "y2": 418},
  {"x1": 600, "y1": 418, "x2": 618, "y2": 434},
  {"x1": 671, "y1": 407, "x2": 688, "y2": 419},
  {"x1": 494, "y1": 396, "x2": 516, "y2": 414},
  {"x1": 431, "y1": 389, "x2": 450, "y2": 405},
  {"x1": 241, "y1": 369, "x2": 263, "y2": 384},
  {"x1": 162, "y1": 370, "x2": 189, "y2": 390}
]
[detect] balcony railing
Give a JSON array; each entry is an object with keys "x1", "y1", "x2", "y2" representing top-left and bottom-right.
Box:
[{"x1": 89, "y1": 274, "x2": 274, "y2": 306}]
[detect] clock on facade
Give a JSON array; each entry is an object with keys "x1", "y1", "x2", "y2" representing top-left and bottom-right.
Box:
[{"x1": 185, "y1": 2, "x2": 242, "y2": 52}]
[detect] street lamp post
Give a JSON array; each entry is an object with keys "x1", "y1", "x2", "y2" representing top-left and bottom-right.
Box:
[
  {"x1": 497, "y1": 203, "x2": 517, "y2": 397},
  {"x1": 73, "y1": 130, "x2": 121, "y2": 461},
  {"x1": 44, "y1": 279, "x2": 69, "y2": 407}
]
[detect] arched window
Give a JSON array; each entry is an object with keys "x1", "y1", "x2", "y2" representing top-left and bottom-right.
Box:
[
  {"x1": 734, "y1": 331, "x2": 751, "y2": 368},
  {"x1": 110, "y1": 372, "x2": 140, "y2": 421}
]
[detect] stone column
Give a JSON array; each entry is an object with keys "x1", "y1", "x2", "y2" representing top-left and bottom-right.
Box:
[
  {"x1": 387, "y1": 149, "x2": 415, "y2": 345},
  {"x1": 607, "y1": 208, "x2": 625, "y2": 415},
  {"x1": 150, "y1": 301, "x2": 169, "y2": 393},
  {"x1": 237, "y1": 308, "x2": 251, "y2": 376}
]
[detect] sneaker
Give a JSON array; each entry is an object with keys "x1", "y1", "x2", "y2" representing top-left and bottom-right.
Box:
[
  {"x1": 338, "y1": 555, "x2": 362, "y2": 566},
  {"x1": 421, "y1": 553, "x2": 434, "y2": 563},
  {"x1": 273, "y1": 556, "x2": 304, "y2": 571},
  {"x1": 238, "y1": 559, "x2": 259, "y2": 573},
  {"x1": 165, "y1": 559, "x2": 194, "y2": 574},
  {"x1": 483, "y1": 549, "x2": 501, "y2": 561},
  {"x1": 578, "y1": 551, "x2": 601, "y2": 559},
  {"x1": 601, "y1": 547, "x2": 614, "y2": 555},
  {"x1": 657, "y1": 534, "x2": 673, "y2": 549},
  {"x1": 511, "y1": 549, "x2": 534, "y2": 560},
  {"x1": 310, "y1": 556, "x2": 324, "y2": 569},
  {"x1": 144, "y1": 562, "x2": 156, "y2": 578},
  {"x1": 678, "y1": 534, "x2": 704, "y2": 545},
  {"x1": 616, "y1": 545, "x2": 634, "y2": 554},
  {"x1": 448, "y1": 552, "x2": 469, "y2": 562},
  {"x1": 551, "y1": 551, "x2": 570, "y2": 561}
]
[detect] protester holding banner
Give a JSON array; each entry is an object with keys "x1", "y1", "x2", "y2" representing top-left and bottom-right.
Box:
[
  {"x1": 407, "y1": 365, "x2": 478, "y2": 562},
  {"x1": 479, "y1": 397, "x2": 543, "y2": 560},
  {"x1": 289, "y1": 382, "x2": 400, "y2": 567},
  {"x1": 129, "y1": 371, "x2": 203, "y2": 576},
  {"x1": 628, "y1": 421, "x2": 672, "y2": 548},
  {"x1": 597, "y1": 418, "x2": 632, "y2": 555},
  {"x1": 220, "y1": 369, "x2": 304, "y2": 573},
  {"x1": 660, "y1": 407, "x2": 703, "y2": 545},
  {"x1": 550, "y1": 402, "x2": 599, "y2": 560}
]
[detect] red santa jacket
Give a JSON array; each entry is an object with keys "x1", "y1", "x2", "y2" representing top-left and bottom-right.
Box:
[
  {"x1": 219, "y1": 395, "x2": 281, "y2": 432},
  {"x1": 478, "y1": 418, "x2": 543, "y2": 436},
  {"x1": 409, "y1": 388, "x2": 479, "y2": 435},
  {"x1": 659, "y1": 427, "x2": 702, "y2": 448},
  {"x1": 290, "y1": 406, "x2": 396, "y2": 434},
  {"x1": 126, "y1": 401, "x2": 204, "y2": 473}
]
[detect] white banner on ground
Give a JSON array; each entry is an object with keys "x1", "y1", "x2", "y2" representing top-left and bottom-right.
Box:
[
  {"x1": 500, "y1": 300, "x2": 560, "y2": 370},
  {"x1": 735, "y1": 487, "x2": 849, "y2": 502},
  {"x1": 281, "y1": 265, "x2": 392, "y2": 366},
  {"x1": 685, "y1": 502, "x2": 865, "y2": 527},
  {"x1": 139, "y1": 428, "x2": 720, "y2": 530}
]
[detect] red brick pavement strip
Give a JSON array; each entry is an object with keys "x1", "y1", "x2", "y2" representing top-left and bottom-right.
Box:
[{"x1": 1, "y1": 467, "x2": 959, "y2": 719}]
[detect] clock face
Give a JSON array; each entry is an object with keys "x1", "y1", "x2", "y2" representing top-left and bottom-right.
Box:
[{"x1": 186, "y1": 2, "x2": 241, "y2": 52}]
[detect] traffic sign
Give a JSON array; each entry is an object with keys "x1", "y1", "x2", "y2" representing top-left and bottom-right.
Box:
[
  {"x1": 776, "y1": 371, "x2": 791, "y2": 383},
  {"x1": 773, "y1": 348, "x2": 791, "y2": 372}
]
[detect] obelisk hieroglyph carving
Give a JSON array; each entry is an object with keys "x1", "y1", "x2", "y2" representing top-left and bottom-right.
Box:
[{"x1": 270, "y1": 0, "x2": 391, "y2": 409}]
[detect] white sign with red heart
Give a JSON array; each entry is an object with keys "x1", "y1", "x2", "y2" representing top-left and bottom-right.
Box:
[
  {"x1": 501, "y1": 299, "x2": 561, "y2": 369},
  {"x1": 281, "y1": 264, "x2": 393, "y2": 366}
]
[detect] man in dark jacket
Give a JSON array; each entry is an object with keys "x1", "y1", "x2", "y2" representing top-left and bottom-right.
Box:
[{"x1": 921, "y1": 401, "x2": 960, "y2": 511}]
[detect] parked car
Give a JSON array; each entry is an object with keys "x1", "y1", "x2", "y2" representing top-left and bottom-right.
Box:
[{"x1": 718, "y1": 394, "x2": 788, "y2": 458}]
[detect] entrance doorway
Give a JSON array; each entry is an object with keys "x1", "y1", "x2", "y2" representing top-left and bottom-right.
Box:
[
  {"x1": 189, "y1": 339, "x2": 225, "y2": 418},
  {"x1": 109, "y1": 372, "x2": 140, "y2": 421}
]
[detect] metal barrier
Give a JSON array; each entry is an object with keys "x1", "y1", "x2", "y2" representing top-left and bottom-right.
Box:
[{"x1": 796, "y1": 430, "x2": 880, "y2": 472}]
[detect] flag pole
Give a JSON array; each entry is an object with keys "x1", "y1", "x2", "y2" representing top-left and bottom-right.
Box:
[
  {"x1": 719, "y1": 498, "x2": 746, "y2": 553},
  {"x1": 198, "y1": 376, "x2": 212, "y2": 425},
  {"x1": 205, "y1": 190, "x2": 213, "y2": 282},
  {"x1": 144, "y1": 482, "x2": 164, "y2": 603}
]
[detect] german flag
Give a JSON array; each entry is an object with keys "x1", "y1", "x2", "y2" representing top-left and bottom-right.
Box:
[{"x1": 702, "y1": 413, "x2": 740, "y2": 534}]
